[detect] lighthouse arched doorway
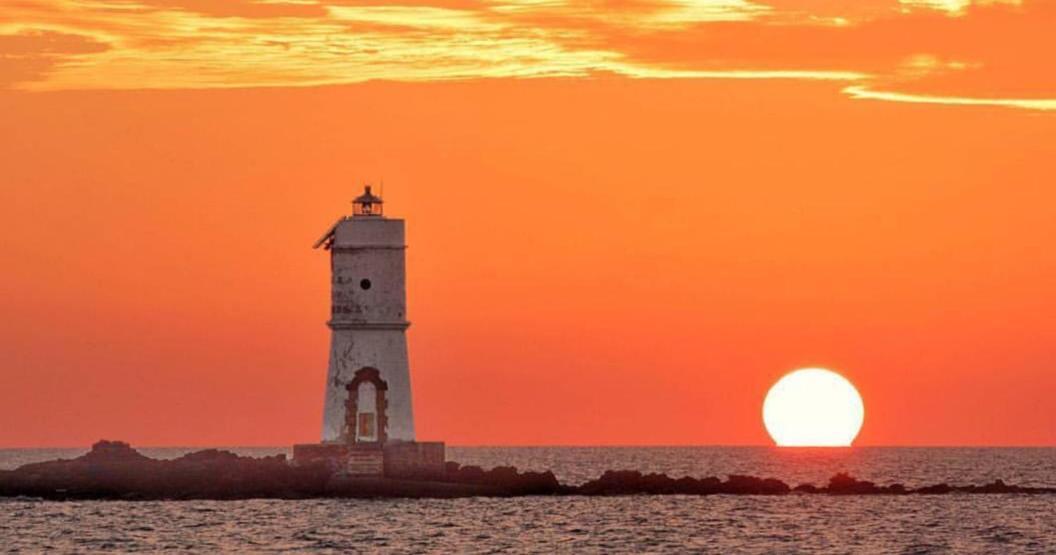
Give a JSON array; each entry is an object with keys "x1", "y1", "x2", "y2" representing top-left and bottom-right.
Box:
[{"x1": 344, "y1": 367, "x2": 389, "y2": 444}]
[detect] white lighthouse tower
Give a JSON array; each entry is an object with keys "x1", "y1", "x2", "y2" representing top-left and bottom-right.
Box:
[{"x1": 313, "y1": 186, "x2": 415, "y2": 444}]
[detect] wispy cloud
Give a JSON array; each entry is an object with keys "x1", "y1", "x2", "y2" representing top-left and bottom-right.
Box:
[
  {"x1": 844, "y1": 84, "x2": 1056, "y2": 110},
  {"x1": 897, "y1": 0, "x2": 1021, "y2": 14},
  {"x1": 1, "y1": 0, "x2": 1053, "y2": 111},
  {"x1": 0, "y1": 29, "x2": 109, "y2": 88}
]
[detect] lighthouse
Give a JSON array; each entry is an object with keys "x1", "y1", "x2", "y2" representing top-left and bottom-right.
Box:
[
  {"x1": 313, "y1": 186, "x2": 415, "y2": 444},
  {"x1": 293, "y1": 186, "x2": 442, "y2": 477}
]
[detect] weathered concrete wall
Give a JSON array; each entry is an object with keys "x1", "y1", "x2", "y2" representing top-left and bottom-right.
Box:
[
  {"x1": 292, "y1": 442, "x2": 443, "y2": 480},
  {"x1": 334, "y1": 216, "x2": 404, "y2": 249},
  {"x1": 329, "y1": 220, "x2": 407, "y2": 325},
  {"x1": 346, "y1": 448, "x2": 385, "y2": 476},
  {"x1": 292, "y1": 443, "x2": 351, "y2": 469},
  {"x1": 322, "y1": 330, "x2": 414, "y2": 442},
  {"x1": 383, "y1": 442, "x2": 446, "y2": 480},
  {"x1": 321, "y1": 216, "x2": 415, "y2": 443}
]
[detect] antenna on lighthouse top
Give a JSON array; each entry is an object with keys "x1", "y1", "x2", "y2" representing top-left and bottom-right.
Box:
[{"x1": 352, "y1": 184, "x2": 383, "y2": 217}]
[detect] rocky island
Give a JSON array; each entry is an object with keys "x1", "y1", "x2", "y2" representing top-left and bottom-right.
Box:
[{"x1": 1, "y1": 441, "x2": 1054, "y2": 501}]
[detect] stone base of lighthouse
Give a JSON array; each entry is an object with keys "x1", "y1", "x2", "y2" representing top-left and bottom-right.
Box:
[{"x1": 291, "y1": 441, "x2": 446, "y2": 480}]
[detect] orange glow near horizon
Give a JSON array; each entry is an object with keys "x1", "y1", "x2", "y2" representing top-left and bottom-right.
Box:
[{"x1": 0, "y1": 2, "x2": 1054, "y2": 449}]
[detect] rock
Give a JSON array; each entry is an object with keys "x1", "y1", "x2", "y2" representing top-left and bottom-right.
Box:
[
  {"x1": 481, "y1": 466, "x2": 520, "y2": 486},
  {"x1": 825, "y1": 472, "x2": 879, "y2": 495},
  {"x1": 0, "y1": 441, "x2": 329, "y2": 500},
  {"x1": 174, "y1": 449, "x2": 242, "y2": 463},
  {"x1": 443, "y1": 464, "x2": 565, "y2": 495},
  {"x1": 915, "y1": 483, "x2": 952, "y2": 495},
  {"x1": 577, "y1": 470, "x2": 647, "y2": 495},
  {"x1": 885, "y1": 483, "x2": 907, "y2": 494},
  {"x1": 448, "y1": 464, "x2": 486, "y2": 483},
  {"x1": 794, "y1": 483, "x2": 819, "y2": 493},
  {"x1": 723, "y1": 475, "x2": 790, "y2": 495},
  {"x1": 577, "y1": 471, "x2": 789, "y2": 496},
  {"x1": 81, "y1": 440, "x2": 150, "y2": 463},
  {"x1": 2, "y1": 442, "x2": 1054, "y2": 500}
]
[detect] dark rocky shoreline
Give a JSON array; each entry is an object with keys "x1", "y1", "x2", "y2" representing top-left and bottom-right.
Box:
[{"x1": 2, "y1": 441, "x2": 1053, "y2": 501}]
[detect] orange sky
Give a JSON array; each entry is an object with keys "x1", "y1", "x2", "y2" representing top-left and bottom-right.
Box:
[{"x1": 1, "y1": 0, "x2": 1054, "y2": 447}]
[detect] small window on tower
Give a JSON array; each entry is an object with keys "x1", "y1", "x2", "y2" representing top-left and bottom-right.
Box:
[{"x1": 360, "y1": 279, "x2": 372, "y2": 290}]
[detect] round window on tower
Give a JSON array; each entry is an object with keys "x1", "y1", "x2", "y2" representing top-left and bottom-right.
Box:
[{"x1": 360, "y1": 279, "x2": 372, "y2": 290}]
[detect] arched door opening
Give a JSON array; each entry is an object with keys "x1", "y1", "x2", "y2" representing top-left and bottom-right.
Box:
[{"x1": 343, "y1": 367, "x2": 389, "y2": 444}]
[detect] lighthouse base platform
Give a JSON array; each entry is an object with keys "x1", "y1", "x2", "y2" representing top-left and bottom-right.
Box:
[{"x1": 292, "y1": 441, "x2": 446, "y2": 480}]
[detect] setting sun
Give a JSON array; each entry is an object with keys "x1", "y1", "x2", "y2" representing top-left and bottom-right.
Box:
[{"x1": 763, "y1": 368, "x2": 865, "y2": 447}]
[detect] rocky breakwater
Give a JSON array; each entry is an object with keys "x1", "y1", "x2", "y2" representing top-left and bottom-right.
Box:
[
  {"x1": 577, "y1": 470, "x2": 792, "y2": 495},
  {"x1": 0, "y1": 441, "x2": 569, "y2": 500},
  {"x1": 2, "y1": 441, "x2": 1055, "y2": 500},
  {"x1": 576, "y1": 470, "x2": 1056, "y2": 496},
  {"x1": 0, "y1": 441, "x2": 332, "y2": 500}
]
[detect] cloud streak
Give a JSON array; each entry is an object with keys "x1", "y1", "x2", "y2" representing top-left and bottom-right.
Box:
[
  {"x1": 1, "y1": 0, "x2": 1053, "y2": 111},
  {"x1": 844, "y1": 85, "x2": 1056, "y2": 111}
]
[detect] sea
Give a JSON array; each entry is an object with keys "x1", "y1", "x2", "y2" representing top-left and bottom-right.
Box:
[{"x1": 2, "y1": 446, "x2": 1055, "y2": 553}]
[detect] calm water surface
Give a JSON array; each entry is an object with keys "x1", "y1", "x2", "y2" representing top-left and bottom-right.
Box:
[{"x1": 3, "y1": 447, "x2": 1055, "y2": 553}]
